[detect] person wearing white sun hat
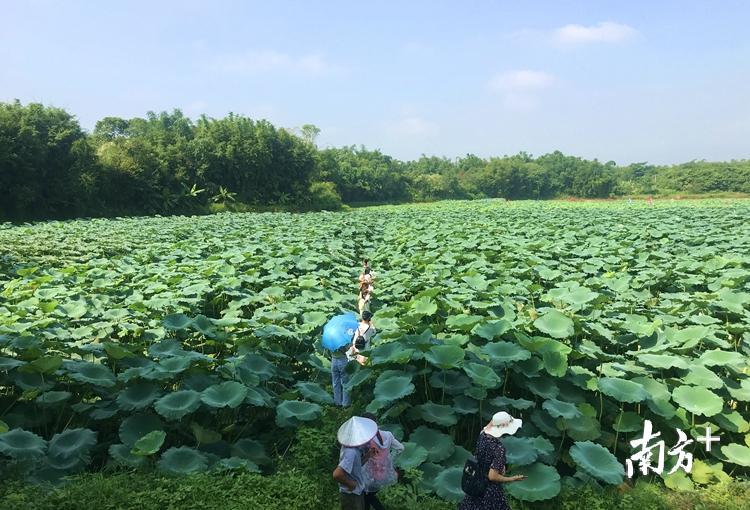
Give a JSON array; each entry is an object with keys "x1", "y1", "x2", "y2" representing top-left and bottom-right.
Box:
[
  {"x1": 333, "y1": 416, "x2": 379, "y2": 510},
  {"x1": 458, "y1": 411, "x2": 527, "y2": 510}
]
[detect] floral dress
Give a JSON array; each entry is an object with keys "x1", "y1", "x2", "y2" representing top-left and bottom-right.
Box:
[{"x1": 458, "y1": 432, "x2": 511, "y2": 510}]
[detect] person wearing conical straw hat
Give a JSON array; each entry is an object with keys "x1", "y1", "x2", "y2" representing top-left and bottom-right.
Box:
[
  {"x1": 458, "y1": 411, "x2": 526, "y2": 510},
  {"x1": 333, "y1": 416, "x2": 378, "y2": 510}
]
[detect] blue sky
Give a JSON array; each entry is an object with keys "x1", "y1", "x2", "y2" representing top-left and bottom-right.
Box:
[{"x1": 2, "y1": 0, "x2": 749, "y2": 164}]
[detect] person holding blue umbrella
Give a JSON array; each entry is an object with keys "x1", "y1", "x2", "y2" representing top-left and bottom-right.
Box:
[{"x1": 323, "y1": 312, "x2": 360, "y2": 406}]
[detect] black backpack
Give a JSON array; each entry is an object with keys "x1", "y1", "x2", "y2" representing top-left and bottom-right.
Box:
[{"x1": 461, "y1": 455, "x2": 488, "y2": 497}]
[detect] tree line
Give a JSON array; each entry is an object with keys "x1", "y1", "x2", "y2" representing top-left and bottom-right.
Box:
[{"x1": 1, "y1": 100, "x2": 749, "y2": 221}]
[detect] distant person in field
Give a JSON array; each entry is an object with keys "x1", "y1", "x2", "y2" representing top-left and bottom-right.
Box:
[
  {"x1": 346, "y1": 310, "x2": 375, "y2": 366},
  {"x1": 361, "y1": 412, "x2": 404, "y2": 510},
  {"x1": 358, "y1": 282, "x2": 372, "y2": 318},
  {"x1": 359, "y1": 259, "x2": 375, "y2": 291},
  {"x1": 333, "y1": 416, "x2": 379, "y2": 510}
]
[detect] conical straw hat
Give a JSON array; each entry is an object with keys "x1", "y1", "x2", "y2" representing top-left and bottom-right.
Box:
[{"x1": 337, "y1": 416, "x2": 378, "y2": 447}]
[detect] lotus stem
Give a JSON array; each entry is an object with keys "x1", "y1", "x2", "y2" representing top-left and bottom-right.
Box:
[{"x1": 613, "y1": 406, "x2": 623, "y2": 455}]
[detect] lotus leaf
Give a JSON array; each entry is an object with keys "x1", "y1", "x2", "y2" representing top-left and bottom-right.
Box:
[
  {"x1": 231, "y1": 438, "x2": 270, "y2": 465},
  {"x1": 154, "y1": 390, "x2": 202, "y2": 420},
  {"x1": 481, "y1": 341, "x2": 531, "y2": 363},
  {"x1": 503, "y1": 436, "x2": 539, "y2": 466},
  {"x1": 526, "y1": 377, "x2": 560, "y2": 399},
  {"x1": 67, "y1": 362, "x2": 116, "y2": 387},
  {"x1": 533, "y1": 310, "x2": 574, "y2": 338},
  {"x1": 119, "y1": 414, "x2": 164, "y2": 447},
  {"x1": 489, "y1": 395, "x2": 535, "y2": 410},
  {"x1": 374, "y1": 372, "x2": 415, "y2": 401},
  {"x1": 569, "y1": 441, "x2": 624, "y2": 484},
  {"x1": 598, "y1": 377, "x2": 648, "y2": 403},
  {"x1": 275, "y1": 400, "x2": 322, "y2": 427},
  {"x1": 452, "y1": 395, "x2": 479, "y2": 414},
  {"x1": 116, "y1": 383, "x2": 162, "y2": 411},
  {"x1": 663, "y1": 470, "x2": 694, "y2": 491},
  {"x1": 131, "y1": 430, "x2": 166, "y2": 456},
  {"x1": 638, "y1": 353, "x2": 689, "y2": 370},
  {"x1": 463, "y1": 362, "x2": 501, "y2": 388},
  {"x1": 434, "y1": 466, "x2": 464, "y2": 501},
  {"x1": 36, "y1": 391, "x2": 72, "y2": 406},
  {"x1": 395, "y1": 442, "x2": 429, "y2": 469},
  {"x1": 109, "y1": 443, "x2": 147, "y2": 467},
  {"x1": 612, "y1": 412, "x2": 643, "y2": 433},
  {"x1": 214, "y1": 457, "x2": 261, "y2": 473},
  {"x1": 409, "y1": 426, "x2": 454, "y2": 463},
  {"x1": 505, "y1": 462, "x2": 561, "y2": 502},
  {"x1": 699, "y1": 349, "x2": 746, "y2": 368},
  {"x1": 424, "y1": 345, "x2": 465, "y2": 369},
  {"x1": 201, "y1": 381, "x2": 248, "y2": 409},
  {"x1": 0, "y1": 428, "x2": 47, "y2": 460},
  {"x1": 370, "y1": 342, "x2": 415, "y2": 365},
  {"x1": 158, "y1": 446, "x2": 209, "y2": 475},
  {"x1": 721, "y1": 443, "x2": 750, "y2": 467},
  {"x1": 471, "y1": 320, "x2": 512, "y2": 341},
  {"x1": 543, "y1": 399, "x2": 582, "y2": 420},
  {"x1": 672, "y1": 385, "x2": 723, "y2": 417},
  {"x1": 412, "y1": 297, "x2": 438, "y2": 316},
  {"x1": 682, "y1": 365, "x2": 723, "y2": 389},
  {"x1": 416, "y1": 402, "x2": 458, "y2": 427}
]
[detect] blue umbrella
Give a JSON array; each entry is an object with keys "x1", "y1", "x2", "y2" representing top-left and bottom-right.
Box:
[{"x1": 322, "y1": 312, "x2": 359, "y2": 351}]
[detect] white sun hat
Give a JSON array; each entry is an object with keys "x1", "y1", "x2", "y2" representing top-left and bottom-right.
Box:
[
  {"x1": 484, "y1": 411, "x2": 522, "y2": 438},
  {"x1": 337, "y1": 416, "x2": 378, "y2": 447}
]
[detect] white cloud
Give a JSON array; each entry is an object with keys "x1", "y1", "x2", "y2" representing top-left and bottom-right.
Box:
[
  {"x1": 389, "y1": 116, "x2": 439, "y2": 137},
  {"x1": 488, "y1": 70, "x2": 557, "y2": 111},
  {"x1": 488, "y1": 70, "x2": 556, "y2": 92},
  {"x1": 213, "y1": 50, "x2": 335, "y2": 76},
  {"x1": 553, "y1": 22, "x2": 636, "y2": 45}
]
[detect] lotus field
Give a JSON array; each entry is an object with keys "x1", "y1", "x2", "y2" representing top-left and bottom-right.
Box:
[{"x1": 1, "y1": 199, "x2": 749, "y2": 502}]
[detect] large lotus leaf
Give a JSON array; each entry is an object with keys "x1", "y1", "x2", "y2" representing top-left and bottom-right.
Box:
[
  {"x1": 344, "y1": 367, "x2": 373, "y2": 391},
  {"x1": 190, "y1": 422, "x2": 222, "y2": 445},
  {"x1": 47, "y1": 428, "x2": 97, "y2": 469},
  {"x1": 417, "y1": 462, "x2": 443, "y2": 492},
  {"x1": 59, "y1": 301, "x2": 87, "y2": 319},
  {"x1": 201, "y1": 381, "x2": 248, "y2": 409},
  {"x1": 131, "y1": 430, "x2": 166, "y2": 456},
  {"x1": 505, "y1": 463, "x2": 561, "y2": 502},
  {"x1": 533, "y1": 310, "x2": 574, "y2": 339},
  {"x1": 562, "y1": 414, "x2": 601, "y2": 441},
  {"x1": 374, "y1": 372, "x2": 415, "y2": 401},
  {"x1": 472, "y1": 320, "x2": 512, "y2": 341},
  {"x1": 720, "y1": 443, "x2": 750, "y2": 467},
  {"x1": 530, "y1": 409, "x2": 562, "y2": 437},
  {"x1": 712, "y1": 411, "x2": 749, "y2": 434},
  {"x1": 109, "y1": 443, "x2": 147, "y2": 467},
  {"x1": 416, "y1": 402, "x2": 458, "y2": 427},
  {"x1": 0, "y1": 428, "x2": 47, "y2": 460},
  {"x1": 67, "y1": 362, "x2": 116, "y2": 387},
  {"x1": 672, "y1": 385, "x2": 723, "y2": 417},
  {"x1": 395, "y1": 442, "x2": 429, "y2": 469},
  {"x1": 527, "y1": 377, "x2": 560, "y2": 399},
  {"x1": 429, "y1": 370, "x2": 471, "y2": 395},
  {"x1": 598, "y1": 377, "x2": 648, "y2": 403},
  {"x1": 699, "y1": 349, "x2": 747, "y2": 368},
  {"x1": 445, "y1": 314, "x2": 483, "y2": 332},
  {"x1": 412, "y1": 297, "x2": 438, "y2": 316},
  {"x1": 370, "y1": 342, "x2": 415, "y2": 365},
  {"x1": 148, "y1": 339, "x2": 185, "y2": 358},
  {"x1": 543, "y1": 399, "x2": 582, "y2": 420},
  {"x1": 663, "y1": 470, "x2": 694, "y2": 491},
  {"x1": 409, "y1": 426, "x2": 454, "y2": 463},
  {"x1": 424, "y1": 345, "x2": 465, "y2": 369},
  {"x1": 231, "y1": 438, "x2": 270, "y2": 465},
  {"x1": 482, "y1": 341, "x2": 531, "y2": 363},
  {"x1": 117, "y1": 383, "x2": 162, "y2": 411},
  {"x1": 443, "y1": 445, "x2": 473, "y2": 469},
  {"x1": 727, "y1": 379, "x2": 750, "y2": 402},
  {"x1": 489, "y1": 395, "x2": 535, "y2": 411},
  {"x1": 19, "y1": 355, "x2": 63, "y2": 374},
  {"x1": 682, "y1": 365, "x2": 723, "y2": 389},
  {"x1": 638, "y1": 353, "x2": 689, "y2": 370},
  {"x1": 569, "y1": 441, "x2": 624, "y2": 484},
  {"x1": 163, "y1": 313, "x2": 193, "y2": 330},
  {"x1": 154, "y1": 390, "x2": 202, "y2": 420},
  {"x1": 632, "y1": 376, "x2": 671, "y2": 402},
  {"x1": 503, "y1": 436, "x2": 539, "y2": 466},
  {"x1": 716, "y1": 289, "x2": 750, "y2": 314},
  {"x1": 612, "y1": 412, "x2": 643, "y2": 433},
  {"x1": 433, "y1": 466, "x2": 464, "y2": 502},
  {"x1": 295, "y1": 382, "x2": 334, "y2": 405},
  {"x1": 559, "y1": 287, "x2": 599, "y2": 307},
  {"x1": 104, "y1": 342, "x2": 134, "y2": 360},
  {"x1": 0, "y1": 357, "x2": 25, "y2": 370},
  {"x1": 452, "y1": 395, "x2": 479, "y2": 414},
  {"x1": 36, "y1": 391, "x2": 72, "y2": 406},
  {"x1": 158, "y1": 446, "x2": 209, "y2": 475},
  {"x1": 239, "y1": 353, "x2": 276, "y2": 381},
  {"x1": 119, "y1": 414, "x2": 164, "y2": 447},
  {"x1": 245, "y1": 386, "x2": 274, "y2": 407},
  {"x1": 156, "y1": 356, "x2": 193, "y2": 375},
  {"x1": 275, "y1": 400, "x2": 322, "y2": 428},
  {"x1": 463, "y1": 362, "x2": 501, "y2": 388}
]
